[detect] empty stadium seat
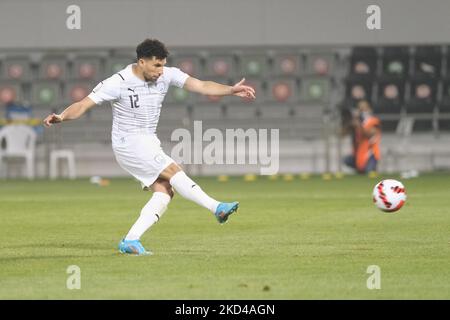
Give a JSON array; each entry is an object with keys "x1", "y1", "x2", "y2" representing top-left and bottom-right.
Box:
[
  {"x1": 204, "y1": 54, "x2": 236, "y2": 79},
  {"x1": 304, "y1": 52, "x2": 336, "y2": 76},
  {"x1": 71, "y1": 56, "x2": 102, "y2": 81},
  {"x1": 0, "y1": 82, "x2": 23, "y2": 104},
  {"x1": 373, "y1": 76, "x2": 406, "y2": 114},
  {"x1": 300, "y1": 76, "x2": 330, "y2": 103},
  {"x1": 171, "y1": 55, "x2": 202, "y2": 77},
  {"x1": 38, "y1": 55, "x2": 68, "y2": 80},
  {"x1": 349, "y1": 46, "x2": 378, "y2": 78},
  {"x1": 271, "y1": 52, "x2": 303, "y2": 77},
  {"x1": 238, "y1": 53, "x2": 269, "y2": 78},
  {"x1": 381, "y1": 46, "x2": 410, "y2": 79},
  {"x1": 413, "y1": 46, "x2": 442, "y2": 79},
  {"x1": 345, "y1": 75, "x2": 374, "y2": 103},
  {"x1": 31, "y1": 81, "x2": 62, "y2": 107},
  {"x1": 1, "y1": 57, "x2": 31, "y2": 81},
  {"x1": 64, "y1": 81, "x2": 94, "y2": 104},
  {"x1": 266, "y1": 78, "x2": 299, "y2": 104},
  {"x1": 405, "y1": 77, "x2": 437, "y2": 113}
]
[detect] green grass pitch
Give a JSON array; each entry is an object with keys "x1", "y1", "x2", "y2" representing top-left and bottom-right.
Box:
[{"x1": 0, "y1": 173, "x2": 449, "y2": 299}]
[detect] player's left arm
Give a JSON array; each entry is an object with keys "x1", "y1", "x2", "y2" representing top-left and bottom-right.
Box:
[{"x1": 183, "y1": 77, "x2": 256, "y2": 99}]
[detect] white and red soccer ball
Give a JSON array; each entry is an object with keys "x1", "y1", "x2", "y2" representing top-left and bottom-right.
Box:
[{"x1": 373, "y1": 179, "x2": 407, "y2": 212}]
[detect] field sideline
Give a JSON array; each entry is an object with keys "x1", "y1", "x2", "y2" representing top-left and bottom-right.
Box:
[{"x1": 0, "y1": 173, "x2": 449, "y2": 299}]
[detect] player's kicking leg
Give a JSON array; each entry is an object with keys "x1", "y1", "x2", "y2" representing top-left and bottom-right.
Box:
[
  {"x1": 159, "y1": 163, "x2": 239, "y2": 224},
  {"x1": 119, "y1": 178, "x2": 173, "y2": 255}
]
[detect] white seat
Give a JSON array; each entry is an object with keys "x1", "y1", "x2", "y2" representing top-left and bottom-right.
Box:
[
  {"x1": 49, "y1": 149, "x2": 76, "y2": 180},
  {"x1": 0, "y1": 124, "x2": 37, "y2": 180}
]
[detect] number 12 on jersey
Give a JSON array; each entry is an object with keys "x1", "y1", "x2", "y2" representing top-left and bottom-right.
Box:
[{"x1": 129, "y1": 94, "x2": 140, "y2": 108}]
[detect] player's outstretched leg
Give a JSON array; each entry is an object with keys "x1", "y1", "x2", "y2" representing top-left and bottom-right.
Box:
[
  {"x1": 167, "y1": 169, "x2": 239, "y2": 224},
  {"x1": 119, "y1": 180, "x2": 173, "y2": 255}
]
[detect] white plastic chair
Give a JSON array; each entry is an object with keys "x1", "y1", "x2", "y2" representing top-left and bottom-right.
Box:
[
  {"x1": 0, "y1": 124, "x2": 37, "y2": 180},
  {"x1": 49, "y1": 149, "x2": 76, "y2": 180}
]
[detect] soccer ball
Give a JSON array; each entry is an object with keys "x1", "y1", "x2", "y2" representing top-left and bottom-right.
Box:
[{"x1": 372, "y1": 179, "x2": 407, "y2": 212}]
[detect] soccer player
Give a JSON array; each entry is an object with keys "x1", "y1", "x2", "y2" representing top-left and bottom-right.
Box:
[{"x1": 43, "y1": 39, "x2": 256, "y2": 255}]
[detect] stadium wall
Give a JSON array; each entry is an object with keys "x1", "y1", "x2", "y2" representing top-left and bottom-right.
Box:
[{"x1": 1, "y1": 0, "x2": 450, "y2": 49}]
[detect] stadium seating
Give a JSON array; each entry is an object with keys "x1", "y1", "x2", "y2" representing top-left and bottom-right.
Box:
[
  {"x1": 300, "y1": 76, "x2": 331, "y2": 103},
  {"x1": 266, "y1": 77, "x2": 299, "y2": 104},
  {"x1": 38, "y1": 55, "x2": 68, "y2": 80},
  {"x1": 1, "y1": 56, "x2": 31, "y2": 81},
  {"x1": 381, "y1": 46, "x2": 410, "y2": 79},
  {"x1": 373, "y1": 76, "x2": 406, "y2": 114},
  {"x1": 71, "y1": 55, "x2": 102, "y2": 81},
  {"x1": 413, "y1": 46, "x2": 442, "y2": 79},
  {"x1": 64, "y1": 81, "x2": 94, "y2": 105},
  {"x1": 0, "y1": 44, "x2": 449, "y2": 171},
  {"x1": 0, "y1": 81, "x2": 23, "y2": 104},
  {"x1": 171, "y1": 54, "x2": 202, "y2": 77},
  {"x1": 204, "y1": 53, "x2": 236, "y2": 79},
  {"x1": 31, "y1": 81, "x2": 62, "y2": 107},
  {"x1": 405, "y1": 76, "x2": 438, "y2": 114},
  {"x1": 304, "y1": 51, "x2": 336, "y2": 76},
  {"x1": 238, "y1": 53, "x2": 269, "y2": 78},
  {"x1": 345, "y1": 75, "x2": 374, "y2": 105},
  {"x1": 349, "y1": 47, "x2": 378, "y2": 79},
  {"x1": 271, "y1": 51, "x2": 303, "y2": 77}
]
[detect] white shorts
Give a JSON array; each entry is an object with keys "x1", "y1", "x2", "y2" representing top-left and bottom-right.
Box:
[{"x1": 112, "y1": 133, "x2": 175, "y2": 190}]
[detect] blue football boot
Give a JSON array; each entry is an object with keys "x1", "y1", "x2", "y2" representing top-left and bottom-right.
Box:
[
  {"x1": 215, "y1": 201, "x2": 239, "y2": 224},
  {"x1": 118, "y1": 239, "x2": 152, "y2": 256}
]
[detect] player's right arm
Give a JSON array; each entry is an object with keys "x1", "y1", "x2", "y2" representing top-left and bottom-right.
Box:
[
  {"x1": 43, "y1": 97, "x2": 96, "y2": 127},
  {"x1": 43, "y1": 75, "x2": 120, "y2": 128}
]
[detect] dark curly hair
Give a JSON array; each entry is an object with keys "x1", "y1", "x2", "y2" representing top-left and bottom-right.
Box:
[{"x1": 136, "y1": 39, "x2": 169, "y2": 60}]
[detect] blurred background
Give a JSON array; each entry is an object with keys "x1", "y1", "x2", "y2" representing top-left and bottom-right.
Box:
[{"x1": 1, "y1": 0, "x2": 450, "y2": 180}]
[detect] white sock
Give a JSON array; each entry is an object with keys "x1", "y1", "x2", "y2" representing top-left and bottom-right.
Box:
[
  {"x1": 169, "y1": 171, "x2": 220, "y2": 213},
  {"x1": 125, "y1": 192, "x2": 171, "y2": 241}
]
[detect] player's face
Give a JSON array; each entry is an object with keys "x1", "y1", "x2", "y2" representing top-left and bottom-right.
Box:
[{"x1": 140, "y1": 57, "x2": 166, "y2": 82}]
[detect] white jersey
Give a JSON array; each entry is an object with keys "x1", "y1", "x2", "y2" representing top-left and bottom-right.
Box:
[{"x1": 88, "y1": 64, "x2": 189, "y2": 137}]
